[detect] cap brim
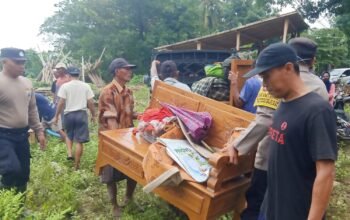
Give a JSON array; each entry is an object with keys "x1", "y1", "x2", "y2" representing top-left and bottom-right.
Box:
[
  {"x1": 243, "y1": 66, "x2": 271, "y2": 78},
  {"x1": 125, "y1": 64, "x2": 137, "y2": 68},
  {"x1": 13, "y1": 58, "x2": 27, "y2": 61},
  {"x1": 0, "y1": 57, "x2": 27, "y2": 61}
]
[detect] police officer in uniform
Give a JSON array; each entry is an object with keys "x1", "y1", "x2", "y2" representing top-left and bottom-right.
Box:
[{"x1": 0, "y1": 48, "x2": 46, "y2": 192}]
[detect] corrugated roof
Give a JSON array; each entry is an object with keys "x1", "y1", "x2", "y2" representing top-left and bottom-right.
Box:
[{"x1": 155, "y1": 11, "x2": 308, "y2": 51}]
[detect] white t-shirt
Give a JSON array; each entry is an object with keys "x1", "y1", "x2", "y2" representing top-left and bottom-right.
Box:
[
  {"x1": 151, "y1": 76, "x2": 191, "y2": 92},
  {"x1": 57, "y1": 80, "x2": 94, "y2": 114}
]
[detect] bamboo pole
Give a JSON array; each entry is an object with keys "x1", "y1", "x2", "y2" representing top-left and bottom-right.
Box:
[{"x1": 82, "y1": 56, "x2": 85, "y2": 82}]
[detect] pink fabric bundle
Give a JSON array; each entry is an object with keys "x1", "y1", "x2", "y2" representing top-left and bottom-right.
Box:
[{"x1": 161, "y1": 103, "x2": 212, "y2": 143}]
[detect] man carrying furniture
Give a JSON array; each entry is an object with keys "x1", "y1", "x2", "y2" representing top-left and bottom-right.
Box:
[
  {"x1": 247, "y1": 43, "x2": 337, "y2": 220},
  {"x1": 224, "y1": 37, "x2": 330, "y2": 220},
  {"x1": 98, "y1": 58, "x2": 139, "y2": 219}
]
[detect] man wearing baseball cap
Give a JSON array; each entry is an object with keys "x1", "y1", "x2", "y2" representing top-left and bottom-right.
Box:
[
  {"x1": 0, "y1": 47, "x2": 46, "y2": 192},
  {"x1": 225, "y1": 38, "x2": 333, "y2": 220},
  {"x1": 98, "y1": 58, "x2": 139, "y2": 219},
  {"x1": 242, "y1": 43, "x2": 337, "y2": 220},
  {"x1": 54, "y1": 66, "x2": 96, "y2": 170},
  {"x1": 53, "y1": 62, "x2": 69, "y2": 105}
]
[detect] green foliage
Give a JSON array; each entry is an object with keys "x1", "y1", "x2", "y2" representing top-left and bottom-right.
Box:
[
  {"x1": 335, "y1": 143, "x2": 350, "y2": 181},
  {"x1": 40, "y1": 0, "x2": 202, "y2": 78},
  {"x1": 0, "y1": 190, "x2": 24, "y2": 220},
  {"x1": 271, "y1": 0, "x2": 349, "y2": 21},
  {"x1": 26, "y1": 140, "x2": 82, "y2": 219},
  {"x1": 327, "y1": 142, "x2": 350, "y2": 220},
  {"x1": 40, "y1": 0, "x2": 274, "y2": 79},
  {"x1": 129, "y1": 81, "x2": 150, "y2": 113},
  {"x1": 25, "y1": 49, "x2": 43, "y2": 78},
  {"x1": 302, "y1": 28, "x2": 349, "y2": 72},
  {"x1": 31, "y1": 80, "x2": 51, "y2": 89},
  {"x1": 273, "y1": 0, "x2": 350, "y2": 65},
  {"x1": 219, "y1": 0, "x2": 275, "y2": 31}
]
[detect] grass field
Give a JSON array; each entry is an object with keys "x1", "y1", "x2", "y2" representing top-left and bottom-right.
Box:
[{"x1": 1, "y1": 77, "x2": 349, "y2": 219}]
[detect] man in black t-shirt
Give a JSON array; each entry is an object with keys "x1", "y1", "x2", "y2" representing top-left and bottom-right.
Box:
[{"x1": 244, "y1": 43, "x2": 337, "y2": 220}]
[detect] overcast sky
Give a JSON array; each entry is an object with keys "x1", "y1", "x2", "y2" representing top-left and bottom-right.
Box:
[
  {"x1": 0, "y1": 0, "x2": 58, "y2": 50},
  {"x1": 0, "y1": 1, "x2": 330, "y2": 51}
]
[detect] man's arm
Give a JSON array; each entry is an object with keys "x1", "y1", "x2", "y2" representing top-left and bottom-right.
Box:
[
  {"x1": 54, "y1": 98, "x2": 65, "y2": 122},
  {"x1": 150, "y1": 60, "x2": 160, "y2": 90},
  {"x1": 229, "y1": 71, "x2": 244, "y2": 108},
  {"x1": 225, "y1": 106, "x2": 274, "y2": 164},
  {"x1": 87, "y1": 98, "x2": 96, "y2": 122},
  {"x1": 308, "y1": 160, "x2": 335, "y2": 220},
  {"x1": 28, "y1": 91, "x2": 44, "y2": 133},
  {"x1": 28, "y1": 91, "x2": 46, "y2": 149}
]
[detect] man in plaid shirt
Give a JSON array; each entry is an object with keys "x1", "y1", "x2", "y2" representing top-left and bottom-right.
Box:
[{"x1": 192, "y1": 76, "x2": 230, "y2": 101}]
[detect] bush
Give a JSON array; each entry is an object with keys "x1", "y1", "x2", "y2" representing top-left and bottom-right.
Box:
[{"x1": 0, "y1": 190, "x2": 24, "y2": 220}]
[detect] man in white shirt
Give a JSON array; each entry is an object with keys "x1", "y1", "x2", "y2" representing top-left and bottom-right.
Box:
[{"x1": 54, "y1": 67, "x2": 96, "y2": 170}]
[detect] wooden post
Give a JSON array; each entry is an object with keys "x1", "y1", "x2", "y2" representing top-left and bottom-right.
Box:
[
  {"x1": 282, "y1": 19, "x2": 289, "y2": 43},
  {"x1": 82, "y1": 56, "x2": 85, "y2": 82},
  {"x1": 236, "y1": 32, "x2": 241, "y2": 51},
  {"x1": 196, "y1": 41, "x2": 202, "y2": 50}
]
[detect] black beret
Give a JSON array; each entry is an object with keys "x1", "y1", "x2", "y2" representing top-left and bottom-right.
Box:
[{"x1": 288, "y1": 37, "x2": 317, "y2": 60}]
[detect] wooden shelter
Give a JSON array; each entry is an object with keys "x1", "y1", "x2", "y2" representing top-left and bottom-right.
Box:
[{"x1": 155, "y1": 11, "x2": 308, "y2": 52}]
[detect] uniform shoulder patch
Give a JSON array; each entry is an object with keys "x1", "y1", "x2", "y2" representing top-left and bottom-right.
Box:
[{"x1": 254, "y1": 87, "x2": 280, "y2": 110}]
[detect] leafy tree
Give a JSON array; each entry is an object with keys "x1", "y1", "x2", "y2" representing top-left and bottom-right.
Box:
[
  {"x1": 200, "y1": 0, "x2": 224, "y2": 32},
  {"x1": 40, "y1": 0, "x2": 275, "y2": 79},
  {"x1": 220, "y1": 0, "x2": 275, "y2": 29},
  {"x1": 302, "y1": 28, "x2": 349, "y2": 72},
  {"x1": 272, "y1": 0, "x2": 350, "y2": 63},
  {"x1": 25, "y1": 49, "x2": 42, "y2": 78},
  {"x1": 40, "y1": 0, "x2": 203, "y2": 78}
]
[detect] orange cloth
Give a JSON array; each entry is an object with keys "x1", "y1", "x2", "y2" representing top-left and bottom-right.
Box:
[{"x1": 138, "y1": 107, "x2": 173, "y2": 122}]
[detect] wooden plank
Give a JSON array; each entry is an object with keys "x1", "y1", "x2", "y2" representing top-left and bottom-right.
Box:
[
  {"x1": 197, "y1": 41, "x2": 202, "y2": 50},
  {"x1": 283, "y1": 18, "x2": 289, "y2": 43},
  {"x1": 236, "y1": 32, "x2": 241, "y2": 51},
  {"x1": 229, "y1": 59, "x2": 254, "y2": 107},
  {"x1": 150, "y1": 83, "x2": 201, "y2": 111},
  {"x1": 152, "y1": 80, "x2": 255, "y2": 121}
]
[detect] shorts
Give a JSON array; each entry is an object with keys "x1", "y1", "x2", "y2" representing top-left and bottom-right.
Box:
[
  {"x1": 100, "y1": 165, "x2": 129, "y2": 184},
  {"x1": 0, "y1": 127, "x2": 31, "y2": 188},
  {"x1": 42, "y1": 117, "x2": 63, "y2": 132},
  {"x1": 64, "y1": 110, "x2": 89, "y2": 143}
]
